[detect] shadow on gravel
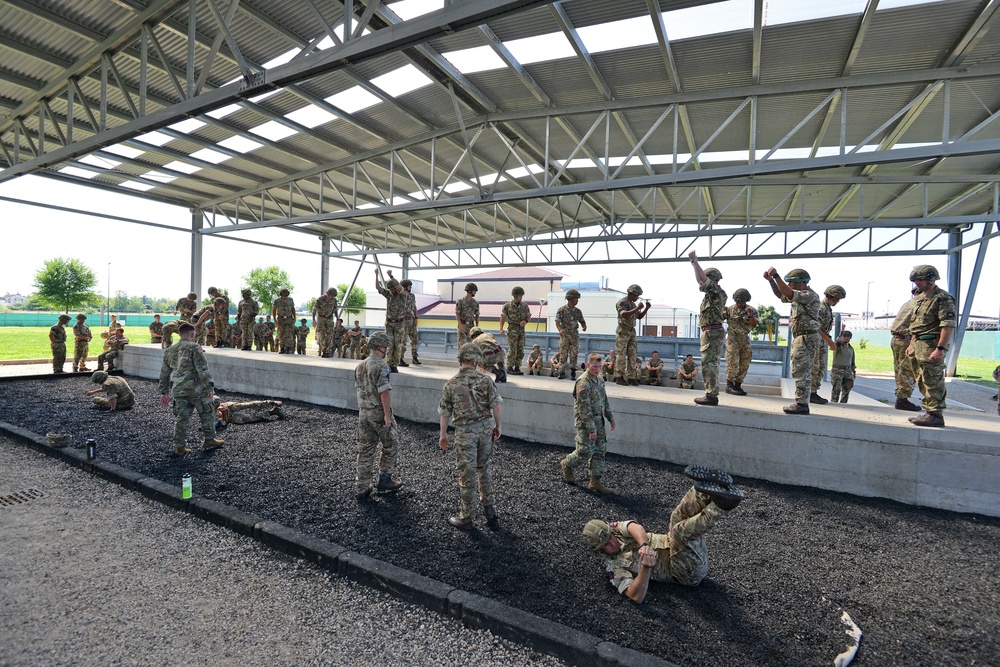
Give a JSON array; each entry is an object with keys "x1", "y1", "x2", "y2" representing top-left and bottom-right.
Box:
[{"x1": 2, "y1": 374, "x2": 999, "y2": 667}]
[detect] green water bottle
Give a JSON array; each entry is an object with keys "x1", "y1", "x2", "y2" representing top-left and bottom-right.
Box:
[{"x1": 181, "y1": 473, "x2": 192, "y2": 499}]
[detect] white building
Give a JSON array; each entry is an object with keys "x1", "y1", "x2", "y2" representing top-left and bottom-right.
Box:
[{"x1": 1, "y1": 292, "x2": 26, "y2": 305}]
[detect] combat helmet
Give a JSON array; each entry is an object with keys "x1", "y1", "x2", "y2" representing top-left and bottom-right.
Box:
[
  {"x1": 326, "y1": 287, "x2": 338, "y2": 296},
  {"x1": 783, "y1": 269, "x2": 810, "y2": 283},
  {"x1": 279, "y1": 288, "x2": 290, "y2": 296},
  {"x1": 458, "y1": 342, "x2": 483, "y2": 363},
  {"x1": 385, "y1": 278, "x2": 400, "y2": 290},
  {"x1": 511, "y1": 286, "x2": 525, "y2": 296},
  {"x1": 582, "y1": 519, "x2": 612, "y2": 551},
  {"x1": 400, "y1": 279, "x2": 412, "y2": 288},
  {"x1": 565, "y1": 289, "x2": 581, "y2": 300},
  {"x1": 58, "y1": 314, "x2": 71, "y2": 323},
  {"x1": 368, "y1": 331, "x2": 392, "y2": 349},
  {"x1": 91, "y1": 371, "x2": 109, "y2": 384},
  {"x1": 627, "y1": 284, "x2": 643, "y2": 296},
  {"x1": 909, "y1": 264, "x2": 940, "y2": 281},
  {"x1": 464, "y1": 282, "x2": 478, "y2": 293},
  {"x1": 76, "y1": 313, "x2": 87, "y2": 320},
  {"x1": 704, "y1": 267, "x2": 723, "y2": 281},
  {"x1": 187, "y1": 292, "x2": 197, "y2": 299},
  {"x1": 207, "y1": 286, "x2": 219, "y2": 295},
  {"x1": 824, "y1": 285, "x2": 847, "y2": 299},
  {"x1": 733, "y1": 288, "x2": 751, "y2": 303},
  {"x1": 469, "y1": 326, "x2": 484, "y2": 339},
  {"x1": 241, "y1": 288, "x2": 252, "y2": 297}
]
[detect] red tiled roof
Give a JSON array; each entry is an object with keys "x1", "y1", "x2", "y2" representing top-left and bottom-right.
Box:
[
  {"x1": 419, "y1": 301, "x2": 549, "y2": 319},
  {"x1": 442, "y1": 266, "x2": 566, "y2": 282}
]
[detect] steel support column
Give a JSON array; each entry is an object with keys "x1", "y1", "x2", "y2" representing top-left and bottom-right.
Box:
[
  {"x1": 946, "y1": 222, "x2": 991, "y2": 376},
  {"x1": 320, "y1": 236, "x2": 330, "y2": 294},
  {"x1": 946, "y1": 227, "x2": 962, "y2": 311},
  {"x1": 190, "y1": 209, "x2": 203, "y2": 295}
]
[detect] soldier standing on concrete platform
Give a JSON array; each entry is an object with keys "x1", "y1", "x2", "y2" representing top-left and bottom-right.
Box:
[
  {"x1": 349, "y1": 320, "x2": 363, "y2": 359},
  {"x1": 499, "y1": 286, "x2": 532, "y2": 375},
  {"x1": 207, "y1": 287, "x2": 230, "y2": 347},
  {"x1": 174, "y1": 292, "x2": 198, "y2": 323},
  {"x1": 555, "y1": 289, "x2": 587, "y2": 381},
  {"x1": 829, "y1": 331, "x2": 857, "y2": 403},
  {"x1": 764, "y1": 267, "x2": 821, "y2": 415},
  {"x1": 72, "y1": 314, "x2": 93, "y2": 373},
  {"x1": 614, "y1": 284, "x2": 651, "y2": 386},
  {"x1": 439, "y1": 343, "x2": 503, "y2": 532},
  {"x1": 272, "y1": 288, "x2": 296, "y2": 354},
  {"x1": 810, "y1": 286, "x2": 845, "y2": 404},
  {"x1": 678, "y1": 354, "x2": 699, "y2": 389},
  {"x1": 401, "y1": 279, "x2": 421, "y2": 365},
  {"x1": 470, "y1": 327, "x2": 507, "y2": 383},
  {"x1": 353, "y1": 331, "x2": 403, "y2": 500},
  {"x1": 689, "y1": 252, "x2": 727, "y2": 406},
  {"x1": 375, "y1": 271, "x2": 408, "y2": 372},
  {"x1": 84, "y1": 371, "x2": 135, "y2": 411},
  {"x1": 560, "y1": 352, "x2": 616, "y2": 494},
  {"x1": 49, "y1": 314, "x2": 71, "y2": 374},
  {"x1": 905, "y1": 265, "x2": 956, "y2": 428},
  {"x1": 890, "y1": 289, "x2": 921, "y2": 411},
  {"x1": 237, "y1": 289, "x2": 259, "y2": 351},
  {"x1": 149, "y1": 314, "x2": 164, "y2": 345},
  {"x1": 331, "y1": 318, "x2": 348, "y2": 358},
  {"x1": 158, "y1": 322, "x2": 224, "y2": 455},
  {"x1": 455, "y1": 283, "x2": 480, "y2": 347},
  {"x1": 295, "y1": 318, "x2": 310, "y2": 355},
  {"x1": 312, "y1": 287, "x2": 337, "y2": 357},
  {"x1": 724, "y1": 289, "x2": 758, "y2": 396}
]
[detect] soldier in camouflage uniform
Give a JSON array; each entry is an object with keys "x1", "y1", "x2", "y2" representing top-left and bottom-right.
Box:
[
  {"x1": 312, "y1": 287, "x2": 338, "y2": 357},
  {"x1": 689, "y1": 252, "x2": 727, "y2": 406},
  {"x1": 161, "y1": 319, "x2": 182, "y2": 348},
  {"x1": 107, "y1": 314, "x2": 120, "y2": 333},
  {"x1": 905, "y1": 265, "x2": 956, "y2": 428},
  {"x1": 72, "y1": 313, "x2": 93, "y2": 372},
  {"x1": 49, "y1": 314, "x2": 71, "y2": 373},
  {"x1": 237, "y1": 289, "x2": 259, "y2": 351},
  {"x1": 348, "y1": 320, "x2": 363, "y2": 359},
  {"x1": 829, "y1": 331, "x2": 857, "y2": 403},
  {"x1": 331, "y1": 318, "x2": 348, "y2": 358},
  {"x1": 455, "y1": 282, "x2": 480, "y2": 347},
  {"x1": 439, "y1": 343, "x2": 504, "y2": 531},
  {"x1": 560, "y1": 353, "x2": 616, "y2": 494},
  {"x1": 765, "y1": 267, "x2": 821, "y2": 415},
  {"x1": 190, "y1": 301, "x2": 213, "y2": 346},
  {"x1": 264, "y1": 315, "x2": 276, "y2": 351},
  {"x1": 174, "y1": 292, "x2": 198, "y2": 323},
  {"x1": 207, "y1": 287, "x2": 230, "y2": 347},
  {"x1": 353, "y1": 331, "x2": 403, "y2": 499},
  {"x1": 401, "y1": 279, "x2": 421, "y2": 365},
  {"x1": 272, "y1": 288, "x2": 296, "y2": 354},
  {"x1": 678, "y1": 355, "x2": 698, "y2": 389},
  {"x1": 602, "y1": 349, "x2": 616, "y2": 381},
  {"x1": 581, "y1": 467, "x2": 745, "y2": 603},
  {"x1": 295, "y1": 318, "x2": 310, "y2": 355},
  {"x1": 890, "y1": 289, "x2": 921, "y2": 411},
  {"x1": 213, "y1": 397, "x2": 284, "y2": 424},
  {"x1": 470, "y1": 327, "x2": 507, "y2": 383},
  {"x1": 810, "y1": 285, "x2": 845, "y2": 404},
  {"x1": 149, "y1": 314, "x2": 164, "y2": 345},
  {"x1": 97, "y1": 327, "x2": 129, "y2": 372},
  {"x1": 526, "y1": 344, "x2": 543, "y2": 375},
  {"x1": 500, "y1": 286, "x2": 532, "y2": 374},
  {"x1": 724, "y1": 289, "x2": 758, "y2": 396},
  {"x1": 252, "y1": 317, "x2": 266, "y2": 350},
  {"x1": 555, "y1": 289, "x2": 587, "y2": 380},
  {"x1": 158, "y1": 322, "x2": 224, "y2": 455},
  {"x1": 993, "y1": 365, "x2": 1000, "y2": 418},
  {"x1": 84, "y1": 371, "x2": 135, "y2": 411},
  {"x1": 375, "y1": 271, "x2": 408, "y2": 371},
  {"x1": 614, "y1": 284, "x2": 652, "y2": 386},
  {"x1": 645, "y1": 351, "x2": 664, "y2": 386}
]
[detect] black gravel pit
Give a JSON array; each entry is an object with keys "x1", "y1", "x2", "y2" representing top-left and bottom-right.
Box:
[{"x1": 2, "y1": 374, "x2": 998, "y2": 667}]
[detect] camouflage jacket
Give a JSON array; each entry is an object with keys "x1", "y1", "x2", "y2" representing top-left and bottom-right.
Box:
[
  {"x1": 890, "y1": 296, "x2": 918, "y2": 336},
  {"x1": 647, "y1": 356, "x2": 663, "y2": 370},
  {"x1": 149, "y1": 321, "x2": 163, "y2": 337},
  {"x1": 556, "y1": 305, "x2": 586, "y2": 334},
  {"x1": 598, "y1": 520, "x2": 677, "y2": 593},
  {"x1": 295, "y1": 325, "x2": 310, "y2": 341},
  {"x1": 782, "y1": 287, "x2": 820, "y2": 335},
  {"x1": 724, "y1": 303, "x2": 758, "y2": 339},
  {"x1": 438, "y1": 367, "x2": 502, "y2": 427},
  {"x1": 237, "y1": 298, "x2": 259, "y2": 323},
  {"x1": 455, "y1": 297, "x2": 479, "y2": 326},
  {"x1": 355, "y1": 354, "x2": 391, "y2": 411},
  {"x1": 909, "y1": 286, "x2": 957, "y2": 338},
  {"x1": 109, "y1": 333, "x2": 129, "y2": 351},
  {"x1": 616, "y1": 297, "x2": 640, "y2": 335},
  {"x1": 472, "y1": 332, "x2": 503, "y2": 357},
  {"x1": 265, "y1": 321, "x2": 276, "y2": 334},
  {"x1": 73, "y1": 322, "x2": 92, "y2": 342},
  {"x1": 680, "y1": 360, "x2": 698, "y2": 378},
  {"x1": 273, "y1": 296, "x2": 296, "y2": 320},
  {"x1": 698, "y1": 278, "x2": 727, "y2": 326},
  {"x1": 332, "y1": 324, "x2": 348, "y2": 342},
  {"x1": 159, "y1": 339, "x2": 214, "y2": 398},
  {"x1": 175, "y1": 297, "x2": 197, "y2": 318},
  {"x1": 102, "y1": 376, "x2": 135, "y2": 407},
  {"x1": 832, "y1": 342, "x2": 856, "y2": 370},
  {"x1": 192, "y1": 305, "x2": 213, "y2": 325},
  {"x1": 574, "y1": 372, "x2": 613, "y2": 433},
  {"x1": 378, "y1": 286, "x2": 409, "y2": 321},
  {"x1": 313, "y1": 294, "x2": 337, "y2": 319},
  {"x1": 818, "y1": 299, "x2": 834, "y2": 336},
  {"x1": 527, "y1": 350, "x2": 542, "y2": 365},
  {"x1": 349, "y1": 325, "x2": 363, "y2": 344},
  {"x1": 254, "y1": 322, "x2": 268, "y2": 337},
  {"x1": 403, "y1": 291, "x2": 417, "y2": 321},
  {"x1": 49, "y1": 324, "x2": 67, "y2": 345},
  {"x1": 502, "y1": 300, "x2": 532, "y2": 330}
]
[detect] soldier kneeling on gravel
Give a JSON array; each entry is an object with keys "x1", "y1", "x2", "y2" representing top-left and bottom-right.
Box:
[
  {"x1": 582, "y1": 466, "x2": 745, "y2": 604},
  {"x1": 83, "y1": 371, "x2": 135, "y2": 411}
]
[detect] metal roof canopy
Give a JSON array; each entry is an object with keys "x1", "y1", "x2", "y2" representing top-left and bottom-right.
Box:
[{"x1": 1, "y1": 0, "x2": 998, "y2": 374}]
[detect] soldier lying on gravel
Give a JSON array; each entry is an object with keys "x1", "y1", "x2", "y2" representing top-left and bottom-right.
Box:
[
  {"x1": 212, "y1": 397, "x2": 284, "y2": 426},
  {"x1": 83, "y1": 371, "x2": 135, "y2": 411},
  {"x1": 582, "y1": 466, "x2": 745, "y2": 604}
]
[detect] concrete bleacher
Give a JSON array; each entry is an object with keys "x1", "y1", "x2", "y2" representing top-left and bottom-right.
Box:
[{"x1": 124, "y1": 344, "x2": 1000, "y2": 519}]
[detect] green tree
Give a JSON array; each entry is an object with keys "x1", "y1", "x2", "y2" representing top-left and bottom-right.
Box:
[
  {"x1": 753, "y1": 304, "x2": 780, "y2": 342},
  {"x1": 243, "y1": 266, "x2": 293, "y2": 311},
  {"x1": 32, "y1": 257, "x2": 100, "y2": 313},
  {"x1": 303, "y1": 296, "x2": 317, "y2": 314},
  {"x1": 337, "y1": 283, "x2": 367, "y2": 317}
]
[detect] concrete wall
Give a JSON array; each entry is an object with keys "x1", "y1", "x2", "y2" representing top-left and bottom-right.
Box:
[{"x1": 124, "y1": 344, "x2": 1000, "y2": 518}]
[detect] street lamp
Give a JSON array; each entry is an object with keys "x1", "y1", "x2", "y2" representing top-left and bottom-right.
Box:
[
  {"x1": 865, "y1": 281, "x2": 874, "y2": 329},
  {"x1": 106, "y1": 262, "x2": 111, "y2": 327}
]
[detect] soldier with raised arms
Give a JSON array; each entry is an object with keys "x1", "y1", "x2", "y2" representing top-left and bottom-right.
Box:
[
  {"x1": 764, "y1": 267, "x2": 820, "y2": 415},
  {"x1": 689, "y1": 252, "x2": 727, "y2": 406},
  {"x1": 613, "y1": 284, "x2": 651, "y2": 386}
]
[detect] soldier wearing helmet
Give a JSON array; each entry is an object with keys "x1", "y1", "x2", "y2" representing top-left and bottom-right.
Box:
[
  {"x1": 72, "y1": 313, "x2": 93, "y2": 373},
  {"x1": 764, "y1": 266, "x2": 821, "y2": 415},
  {"x1": 312, "y1": 286, "x2": 338, "y2": 358},
  {"x1": 237, "y1": 289, "x2": 259, "y2": 351},
  {"x1": 723, "y1": 288, "x2": 757, "y2": 395},
  {"x1": 581, "y1": 466, "x2": 745, "y2": 603},
  {"x1": 471, "y1": 327, "x2": 507, "y2": 383},
  {"x1": 174, "y1": 292, "x2": 199, "y2": 323},
  {"x1": 271, "y1": 287, "x2": 296, "y2": 354},
  {"x1": 904, "y1": 264, "x2": 955, "y2": 428},
  {"x1": 375, "y1": 269, "x2": 408, "y2": 371},
  {"x1": 399, "y1": 278, "x2": 421, "y2": 365},
  {"x1": 689, "y1": 252, "x2": 728, "y2": 406},
  {"x1": 353, "y1": 330, "x2": 403, "y2": 500},
  {"x1": 206, "y1": 287, "x2": 231, "y2": 348},
  {"x1": 499, "y1": 286, "x2": 532, "y2": 374},
  {"x1": 49, "y1": 314, "x2": 72, "y2": 373},
  {"x1": 455, "y1": 282, "x2": 480, "y2": 347},
  {"x1": 555, "y1": 289, "x2": 588, "y2": 380},
  {"x1": 439, "y1": 342, "x2": 504, "y2": 531},
  {"x1": 810, "y1": 286, "x2": 847, "y2": 403},
  {"x1": 84, "y1": 370, "x2": 135, "y2": 411},
  {"x1": 613, "y1": 284, "x2": 652, "y2": 386},
  {"x1": 560, "y1": 353, "x2": 616, "y2": 494}
]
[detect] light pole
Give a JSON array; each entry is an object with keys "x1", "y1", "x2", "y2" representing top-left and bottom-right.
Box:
[
  {"x1": 865, "y1": 281, "x2": 874, "y2": 329},
  {"x1": 106, "y1": 262, "x2": 111, "y2": 327}
]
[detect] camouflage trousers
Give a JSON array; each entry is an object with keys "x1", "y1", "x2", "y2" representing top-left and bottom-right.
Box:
[
  {"x1": 812, "y1": 333, "x2": 831, "y2": 392},
  {"x1": 404, "y1": 318, "x2": 418, "y2": 361},
  {"x1": 506, "y1": 326, "x2": 525, "y2": 368},
  {"x1": 908, "y1": 339, "x2": 947, "y2": 413},
  {"x1": 725, "y1": 335, "x2": 752, "y2": 383},
  {"x1": 296, "y1": 337, "x2": 307, "y2": 354},
  {"x1": 830, "y1": 367, "x2": 855, "y2": 403},
  {"x1": 564, "y1": 421, "x2": 608, "y2": 479},
  {"x1": 264, "y1": 334, "x2": 275, "y2": 351},
  {"x1": 172, "y1": 396, "x2": 217, "y2": 447},
  {"x1": 239, "y1": 320, "x2": 255, "y2": 349},
  {"x1": 356, "y1": 407, "x2": 399, "y2": 492},
  {"x1": 214, "y1": 315, "x2": 229, "y2": 345},
  {"x1": 891, "y1": 336, "x2": 916, "y2": 400},
  {"x1": 97, "y1": 349, "x2": 120, "y2": 371},
  {"x1": 276, "y1": 318, "x2": 296, "y2": 351},
  {"x1": 73, "y1": 341, "x2": 90, "y2": 371},
  {"x1": 699, "y1": 328, "x2": 725, "y2": 397},
  {"x1": 52, "y1": 343, "x2": 66, "y2": 372},
  {"x1": 196, "y1": 321, "x2": 208, "y2": 346},
  {"x1": 791, "y1": 332, "x2": 820, "y2": 404},
  {"x1": 480, "y1": 347, "x2": 506, "y2": 371},
  {"x1": 253, "y1": 334, "x2": 265, "y2": 350},
  {"x1": 614, "y1": 328, "x2": 637, "y2": 380},
  {"x1": 385, "y1": 321, "x2": 407, "y2": 367},
  {"x1": 558, "y1": 331, "x2": 580, "y2": 377},
  {"x1": 452, "y1": 421, "x2": 495, "y2": 521},
  {"x1": 219, "y1": 400, "x2": 283, "y2": 424},
  {"x1": 93, "y1": 395, "x2": 134, "y2": 410},
  {"x1": 648, "y1": 487, "x2": 724, "y2": 587},
  {"x1": 350, "y1": 340, "x2": 362, "y2": 359},
  {"x1": 647, "y1": 368, "x2": 662, "y2": 386},
  {"x1": 457, "y1": 320, "x2": 475, "y2": 347},
  {"x1": 316, "y1": 318, "x2": 334, "y2": 356}
]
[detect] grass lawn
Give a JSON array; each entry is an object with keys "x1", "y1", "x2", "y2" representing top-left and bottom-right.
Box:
[{"x1": 849, "y1": 344, "x2": 998, "y2": 388}]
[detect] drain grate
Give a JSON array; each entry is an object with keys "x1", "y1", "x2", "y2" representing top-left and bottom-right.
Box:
[{"x1": 0, "y1": 488, "x2": 47, "y2": 507}]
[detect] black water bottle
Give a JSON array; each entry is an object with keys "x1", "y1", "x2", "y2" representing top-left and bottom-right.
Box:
[{"x1": 85, "y1": 438, "x2": 96, "y2": 461}]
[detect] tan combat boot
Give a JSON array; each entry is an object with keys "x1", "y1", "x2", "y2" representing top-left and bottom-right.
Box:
[
  {"x1": 560, "y1": 457, "x2": 575, "y2": 485},
  {"x1": 589, "y1": 478, "x2": 615, "y2": 494},
  {"x1": 204, "y1": 438, "x2": 225, "y2": 450}
]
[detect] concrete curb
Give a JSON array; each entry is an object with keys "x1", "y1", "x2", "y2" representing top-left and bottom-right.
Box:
[{"x1": 0, "y1": 420, "x2": 670, "y2": 666}]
